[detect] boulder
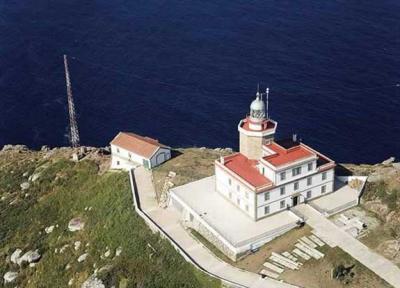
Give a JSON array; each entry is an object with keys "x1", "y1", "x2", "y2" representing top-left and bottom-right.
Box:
[
  {"x1": 78, "y1": 253, "x2": 88, "y2": 262},
  {"x1": 168, "y1": 171, "x2": 176, "y2": 178},
  {"x1": 2, "y1": 145, "x2": 28, "y2": 152},
  {"x1": 3, "y1": 271, "x2": 18, "y2": 283},
  {"x1": 378, "y1": 240, "x2": 400, "y2": 260},
  {"x1": 18, "y1": 250, "x2": 41, "y2": 265},
  {"x1": 81, "y1": 276, "x2": 105, "y2": 288},
  {"x1": 10, "y1": 249, "x2": 22, "y2": 264},
  {"x1": 20, "y1": 182, "x2": 30, "y2": 190},
  {"x1": 45, "y1": 225, "x2": 55, "y2": 234},
  {"x1": 103, "y1": 250, "x2": 111, "y2": 258},
  {"x1": 68, "y1": 278, "x2": 74, "y2": 286},
  {"x1": 68, "y1": 218, "x2": 85, "y2": 232},
  {"x1": 29, "y1": 172, "x2": 41, "y2": 182},
  {"x1": 382, "y1": 157, "x2": 395, "y2": 165},
  {"x1": 115, "y1": 246, "x2": 122, "y2": 257},
  {"x1": 74, "y1": 241, "x2": 81, "y2": 251}
]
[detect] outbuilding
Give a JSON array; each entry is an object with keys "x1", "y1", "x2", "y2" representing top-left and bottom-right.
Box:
[{"x1": 110, "y1": 132, "x2": 171, "y2": 170}]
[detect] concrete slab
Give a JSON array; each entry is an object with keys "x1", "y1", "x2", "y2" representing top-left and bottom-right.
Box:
[
  {"x1": 311, "y1": 180, "x2": 359, "y2": 215},
  {"x1": 170, "y1": 176, "x2": 300, "y2": 248}
]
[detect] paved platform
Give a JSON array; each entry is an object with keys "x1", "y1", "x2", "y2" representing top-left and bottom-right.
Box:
[
  {"x1": 310, "y1": 179, "x2": 359, "y2": 215},
  {"x1": 294, "y1": 204, "x2": 400, "y2": 288},
  {"x1": 134, "y1": 166, "x2": 297, "y2": 288},
  {"x1": 171, "y1": 176, "x2": 300, "y2": 248}
]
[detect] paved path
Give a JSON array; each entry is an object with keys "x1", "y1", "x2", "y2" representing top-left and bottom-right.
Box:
[
  {"x1": 133, "y1": 166, "x2": 297, "y2": 288},
  {"x1": 294, "y1": 204, "x2": 400, "y2": 288}
]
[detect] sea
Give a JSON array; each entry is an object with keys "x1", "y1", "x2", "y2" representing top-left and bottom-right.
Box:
[{"x1": 1, "y1": 0, "x2": 399, "y2": 164}]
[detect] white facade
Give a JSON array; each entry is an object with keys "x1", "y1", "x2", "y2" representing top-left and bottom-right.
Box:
[
  {"x1": 215, "y1": 165, "x2": 257, "y2": 219},
  {"x1": 111, "y1": 144, "x2": 171, "y2": 170},
  {"x1": 216, "y1": 160, "x2": 335, "y2": 220},
  {"x1": 110, "y1": 132, "x2": 171, "y2": 170}
]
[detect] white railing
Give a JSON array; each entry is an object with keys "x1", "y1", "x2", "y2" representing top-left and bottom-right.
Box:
[{"x1": 129, "y1": 169, "x2": 247, "y2": 288}]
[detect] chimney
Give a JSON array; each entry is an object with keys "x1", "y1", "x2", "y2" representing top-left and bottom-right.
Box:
[
  {"x1": 220, "y1": 156, "x2": 225, "y2": 165},
  {"x1": 292, "y1": 133, "x2": 297, "y2": 143}
]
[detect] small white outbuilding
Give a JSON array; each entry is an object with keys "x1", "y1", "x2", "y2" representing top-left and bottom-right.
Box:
[{"x1": 110, "y1": 132, "x2": 171, "y2": 170}]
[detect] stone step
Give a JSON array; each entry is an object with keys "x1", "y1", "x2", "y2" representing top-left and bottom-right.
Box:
[
  {"x1": 301, "y1": 236, "x2": 318, "y2": 248},
  {"x1": 309, "y1": 235, "x2": 325, "y2": 247},
  {"x1": 292, "y1": 248, "x2": 311, "y2": 260},
  {"x1": 260, "y1": 269, "x2": 280, "y2": 279},
  {"x1": 263, "y1": 262, "x2": 284, "y2": 274}
]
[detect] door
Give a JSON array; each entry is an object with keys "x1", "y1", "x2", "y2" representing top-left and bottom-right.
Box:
[
  {"x1": 142, "y1": 159, "x2": 150, "y2": 169},
  {"x1": 292, "y1": 195, "x2": 299, "y2": 206}
]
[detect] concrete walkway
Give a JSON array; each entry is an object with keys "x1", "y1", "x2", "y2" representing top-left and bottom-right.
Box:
[
  {"x1": 294, "y1": 204, "x2": 400, "y2": 288},
  {"x1": 133, "y1": 166, "x2": 297, "y2": 288}
]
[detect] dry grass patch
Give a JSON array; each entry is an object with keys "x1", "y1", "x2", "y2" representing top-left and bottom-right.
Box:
[{"x1": 152, "y1": 148, "x2": 230, "y2": 200}]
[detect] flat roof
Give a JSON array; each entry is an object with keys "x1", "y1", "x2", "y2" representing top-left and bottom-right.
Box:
[
  {"x1": 263, "y1": 141, "x2": 316, "y2": 167},
  {"x1": 170, "y1": 176, "x2": 300, "y2": 247}
]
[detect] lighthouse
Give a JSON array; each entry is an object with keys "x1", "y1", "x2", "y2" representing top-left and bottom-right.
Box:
[{"x1": 238, "y1": 87, "x2": 277, "y2": 159}]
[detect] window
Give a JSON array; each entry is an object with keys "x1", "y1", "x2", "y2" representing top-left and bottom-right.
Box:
[
  {"x1": 237, "y1": 198, "x2": 241, "y2": 206},
  {"x1": 245, "y1": 191, "x2": 249, "y2": 199},
  {"x1": 292, "y1": 167, "x2": 301, "y2": 176},
  {"x1": 229, "y1": 192, "x2": 232, "y2": 199},
  {"x1": 116, "y1": 148, "x2": 120, "y2": 153},
  {"x1": 306, "y1": 190, "x2": 312, "y2": 199},
  {"x1": 280, "y1": 200, "x2": 285, "y2": 209},
  {"x1": 308, "y1": 162, "x2": 313, "y2": 171},
  {"x1": 321, "y1": 185, "x2": 326, "y2": 193},
  {"x1": 236, "y1": 185, "x2": 240, "y2": 192},
  {"x1": 280, "y1": 186, "x2": 285, "y2": 196},
  {"x1": 245, "y1": 205, "x2": 249, "y2": 212},
  {"x1": 264, "y1": 206, "x2": 270, "y2": 215},
  {"x1": 322, "y1": 172, "x2": 327, "y2": 180},
  {"x1": 307, "y1": 177, "x2": 312, "y2": 186},
  {"x1": 280, "y1": 172, "x2": 286, "y2": 181},
  {"x1": 228, "y1": 178, "x2": 232, "y2": 186},
  {"x1": 128, "y1": 153, "x2": 132, "y2": 159},
  {"x1": 294, "y1": 182, "x2": 299, "y2": 191},
  {"x1": 262, "y1": 167, "x2": 265, "y2": 175},
  {"x1": 264, "y1": 192, "x2": 270, "y2": 201},
  {"x1": 116, "y1": 161, "x2": 120, "y2": 166}
]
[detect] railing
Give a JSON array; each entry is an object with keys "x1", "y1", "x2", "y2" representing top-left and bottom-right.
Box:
[
  {"x1": 235, "y1": 221, "x2": 298, "y2": 248},
  {"x1": 129, "y1": 169, "x2": 247, "y2": 288}
]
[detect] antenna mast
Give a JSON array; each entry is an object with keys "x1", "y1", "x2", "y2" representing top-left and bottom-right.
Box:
[
  {"x1": 265, "y1": 88, "x2": 269, "y2": 119},
  {"x1": 63, "y1": 54, "x2": 80, "y2": 148}
]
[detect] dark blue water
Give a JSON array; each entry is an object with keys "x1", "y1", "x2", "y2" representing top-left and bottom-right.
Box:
[{"x1": 1, "y1": 0, "x2": 399, "y2": 163}]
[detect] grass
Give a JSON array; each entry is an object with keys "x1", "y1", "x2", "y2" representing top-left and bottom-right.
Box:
[
  {"x1": 0, "y1": 150, "x2": 220, "y2": 288},
  {"x1": 282, "y1": 245, "x2": 391, "y2": 288}
]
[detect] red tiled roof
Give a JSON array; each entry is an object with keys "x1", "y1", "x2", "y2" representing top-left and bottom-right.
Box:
[
  {"x1": 240, "y1": 117, "x2": 276, "y2": 131},
  {"x1": 263, "y1": 142, "x2": 315, "y2": 167},
  {"x1": 110, "y1": 132, "x2": 169, "y2": 158},
  {"x1": 223, "y1": 153, "x2": 272, "y2": 189}
]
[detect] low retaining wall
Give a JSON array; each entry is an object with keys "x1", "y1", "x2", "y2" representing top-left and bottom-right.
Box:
[{"x1": 129, "y1": 169, "x2": 247, "y2": 288}]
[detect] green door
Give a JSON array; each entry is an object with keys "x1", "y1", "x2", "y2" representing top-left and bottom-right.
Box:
[{"x1": 143, "y1": 159, "x2": 150, "y2": 169}]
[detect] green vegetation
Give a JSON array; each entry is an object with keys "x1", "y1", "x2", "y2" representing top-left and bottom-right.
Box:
[
  {"x1": 364, "y1": 181, "x2": 400, "y2": 211},
  {"x1": 152, "y1": 148, "x2": 230, "y2": 198},
  {"x1": 0, "y1": 150, "x2": 220, "y2": 287}
]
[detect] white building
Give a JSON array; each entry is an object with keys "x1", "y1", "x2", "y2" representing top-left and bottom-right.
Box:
[
  {"x1": 110, "y1": 132, "x2": 171, "y2": 170},
  {"x1": 215, "y1": 89, "x2": 336, "y2": 220}
]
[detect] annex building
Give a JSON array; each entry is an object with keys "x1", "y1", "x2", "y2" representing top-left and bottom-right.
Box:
[
  {"x1": 170, "y1": 89, "x2": 352, "y2": 261},
  {"x1": 110, "y1": 132, "x2": 171, "y2": 170}
]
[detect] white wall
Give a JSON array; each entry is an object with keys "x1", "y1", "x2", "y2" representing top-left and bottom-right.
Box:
[
  {"x1": 256, "y1": 168, "x2": 334, "y2": 219},
  {"x1": 215, "y1": 165, "x2": 256, "y2": 219},
  {"x1": 149, "y1": 147, "x2": 171, "y2": 168},
  {"x1": 111, "y1": 144, "x2": 171, "y2": 170}
]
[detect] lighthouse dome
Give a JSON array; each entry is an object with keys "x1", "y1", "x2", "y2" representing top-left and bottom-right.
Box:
[{"x1": 249, "y1": 93, "x2": 265, "y2": 121}]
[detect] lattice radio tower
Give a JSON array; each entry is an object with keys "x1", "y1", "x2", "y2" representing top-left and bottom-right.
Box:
[{"x1": 63, "y1": 54, "x2": 80, "y2": 148}]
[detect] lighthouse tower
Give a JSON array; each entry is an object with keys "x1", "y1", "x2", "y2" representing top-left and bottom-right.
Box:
[{"x1": 238, "y1": 88, "x2": 277, "y2": 159}]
